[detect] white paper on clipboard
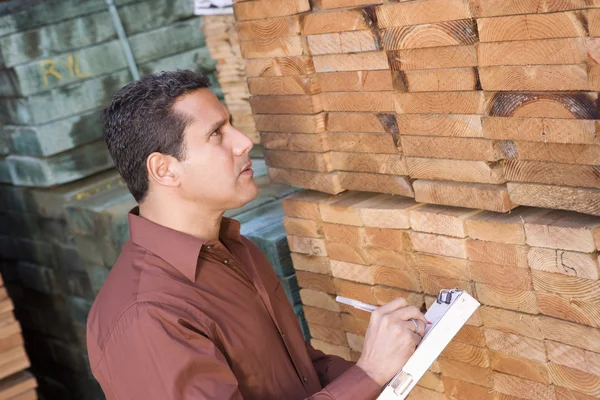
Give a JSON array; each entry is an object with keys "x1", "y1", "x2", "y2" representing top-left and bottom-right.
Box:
[{"x1": 377, "y1": 289, "x2": 480, "y2": 400}]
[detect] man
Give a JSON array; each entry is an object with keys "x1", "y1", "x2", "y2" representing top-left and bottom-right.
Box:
[{"x1": 87, "y1": 70, "x2": 427, "y2": 399}]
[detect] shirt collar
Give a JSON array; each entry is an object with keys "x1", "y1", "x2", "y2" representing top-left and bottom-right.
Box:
[{"x1": 127, "y1": 207, "x2": 241, "y2": 282}]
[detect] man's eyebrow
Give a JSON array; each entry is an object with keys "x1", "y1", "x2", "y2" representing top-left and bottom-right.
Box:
[{"x1": 205, "y1": 115, "x2": 233, "y2": 136}]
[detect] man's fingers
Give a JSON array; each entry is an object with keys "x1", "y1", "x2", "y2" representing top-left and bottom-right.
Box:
[
  {"x1": 402, "y1": 319, "x2": 426, "y2": 337},
  {"x1": 373, "y1": 297, "x2": 409, "y2": 316},
  {"x1": 388, "y1": 305, "x2": 427, "y2": 325}
]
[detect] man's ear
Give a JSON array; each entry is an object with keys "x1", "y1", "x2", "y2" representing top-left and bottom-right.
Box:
[{"x1": 147, "y1": 152, "x2": 181, "y2": 188}]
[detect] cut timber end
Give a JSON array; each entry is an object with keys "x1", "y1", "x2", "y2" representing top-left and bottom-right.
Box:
[
  {"x1": 508, "y1": 183, "x2": 600, "y2": 217},
  {"x1": 339, "y1": 172, "x2": 415, "y2": 197},
  {"x1": 471, "y1": 0, "x2": 586, "y2": 17},
  {"x1": 380, "y1": 20, "x2": 479, "y2": 51},
  {"x1": 233, "y1": 0, "x2": 310, "y2": 21},
  {"x1": 485, "y1": 92, "x2": 598, "y2": 120},
  {"x1": 245, "y1": 56, "x2": 315, "y2": 77},
  {"x1": 479, "y1": 65, "x2": 590, "y2": 92},
  {"x1": 407, "y1": 157, "x2": 506, "y2": 185},
  {"x1": 318, "y1": 70, "x2": 394, "y2": 92},
  {"x1": 387, "y1": 46, "x2": 478, "y2": 71},
  {"x1": 376, "y1": 0, "x2": 473, "y2": 28},
  {"x1": 401, "y1": 137, "x2": 503, "y2": 162},
  {"x1": 413, "y1": 180, "x2": 515, "y2": 212},
  {"x1": 300, "y1": 8, "x2": 373, "y2": 35},
  {"x1": 268, "y1": 168, "x2": 343, "y2": 194}
]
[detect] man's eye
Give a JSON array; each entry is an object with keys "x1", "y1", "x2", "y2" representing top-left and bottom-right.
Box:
[{"x1": 211, "y1": 131, "x2": 222, "y2": 136}]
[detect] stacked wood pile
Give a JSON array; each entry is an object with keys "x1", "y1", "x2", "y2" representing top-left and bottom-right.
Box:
[
  {"x1": 233, "y1": 0, "x2": 600, "y2": 217},
  {"x1": 282, "y1": 190, "x2": 600, "y2": 399},
  {"x1": 204, "y1": 15, "x2": 259, "y2": 143},
  {"x1": 0, "y1": 272, "x2": 38, "y2": 399}
]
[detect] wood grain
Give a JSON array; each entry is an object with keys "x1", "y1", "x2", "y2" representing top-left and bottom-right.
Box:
[
  {"x1": 407, "y1": 157, "x2": 505, "y2": 184},
  {"x1": 331, "y1": 153, "x2": 408, "y2": 175},
  {"x1": 413, "y1": 180, "x2": 515, "y2": 212},
  {"x1": 507, "y1": 183, "x2": 600, "y2": 217}
]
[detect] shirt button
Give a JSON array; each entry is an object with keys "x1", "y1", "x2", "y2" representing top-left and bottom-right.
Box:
[
  {"x1": 223, "y1": 259, "x2": 229, "y2": 264},
  {"x1": 205, "y1": 244, "x2": 213, "y2": 249},
  {"x1": 302, "y1": 376, "x2": 308, "y2": 382}
]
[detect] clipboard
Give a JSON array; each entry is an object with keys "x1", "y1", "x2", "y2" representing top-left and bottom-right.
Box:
[{"x1": 377, "y1": 289, "x2": 480, "y2": 399}]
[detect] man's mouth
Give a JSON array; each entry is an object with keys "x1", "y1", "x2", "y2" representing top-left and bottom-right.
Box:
[{"x1": 240, "y1": 161, "x2": 253, "y2": 175}]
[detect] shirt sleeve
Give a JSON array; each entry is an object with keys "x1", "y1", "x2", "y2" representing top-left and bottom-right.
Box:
[{"x1": 95, "y1": 302, "x2": 381, "y2": 400}]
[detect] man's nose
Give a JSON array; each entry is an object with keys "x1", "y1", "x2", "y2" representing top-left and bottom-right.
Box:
[{"x1": 232, "y1": 127, "x2": 254, "y2": 156}]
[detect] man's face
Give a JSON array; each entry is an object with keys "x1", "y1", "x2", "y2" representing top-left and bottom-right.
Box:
[{"x1": 172, "y1": 88, "x2": 257, "y2": 211}]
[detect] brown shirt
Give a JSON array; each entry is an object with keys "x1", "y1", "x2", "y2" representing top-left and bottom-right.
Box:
[{"x1": 86, "y1": 209, "x2": 381, "y2": 400}]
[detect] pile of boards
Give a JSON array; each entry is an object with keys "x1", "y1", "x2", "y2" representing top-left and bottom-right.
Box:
[
  {"x1": 0, "y1": 272, "x2": 38, "y2": 400},
  {"x1": 232, "y1": 0, "x2": 600, "y2": 398},
  {"x1": 233, "y1": 0, "x2": 600, "y2": 217}
]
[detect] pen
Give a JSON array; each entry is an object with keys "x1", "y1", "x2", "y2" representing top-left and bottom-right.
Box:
[{"x1": 336, "y1": 296, "x2": 432, "y2": 324}]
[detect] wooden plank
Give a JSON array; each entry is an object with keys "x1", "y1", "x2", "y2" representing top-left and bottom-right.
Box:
[
  {"x1": 330, "y1": 260, "x2": 374, "y2": 285},
  {"x1": 303, "y1": 305, "x2": 343, "y2": 330},
  {"x1": 420, "y1": 275, "x2": 473, "y2": 296},
  {"x1": 441, "y1": 341, "x2": 490, "y2": 368},
  {"x1": 245, "y1": 56, "x2": 315, "y2": 77},
  {"x1": 528, "y1": 248, "x2": 599, "y2": 280},
  {"x1": 410, "y1": 232, "x2": 468, "y2": 259},
  {"x1": 453, "y1": 324, "x2": 487, "y2": 347},
  {"x1": 490, "y1": 351, "x2": 550, "y2": 384},
  {"x1": 300, "y1": 289, "x2": 339, "y2": 311},
  {"x1": 372, "y1": 265, "x2": 422, "y2": 292},
  {"x1": 327, "y1": 112, "x2": 398, "y2": 133},
  {"x1": 291, "y1": 253, "x2": 331, "y2": 274},
  {"x1": 505, "y1": 142, "x2": 600, "y2": 166},
  {"x1": 540, "y1": 316, "x2": 600, "y2": 353},
  {"x1": 537, "y1": 291, "x2": 600, "y2": 328},
  {"x1": 307, "y1": 30, "x2": 379, "y2": 55},
  {"x1": 477, "y1": 38, "x2": 587, "y2": 67},
  {"x1": 398, "y1": 114, "x2": 483, "y2": 138},
  {"x1": 442, "y1": 377, "x2": 494, "y2": 399},
  {"x1": 282, "y1": 190, "x2": 333, "y2": 220},
  {"x1": 479, "y1": 65, "x2": 589, "y2": 91},
  {"x1": 319, "y1": 191, "x2": 377, "y2": 226},
  {"x1": 418, "y1": 371, "x2": 444, "y2": 392},
  {"x1": 236, "y1": 16, "x2": 301, "y2": 40},
  {"x1": 409, "y1": 205, "x2": 480, "y2": 238},
  {"x1": 311, "y1": 0, "x2": 382, "y2": 10},
  {"x1": 482, "y1": 118, "x2": 598, "y2": 145},
  {"x1": 407, "y1": 157, "x2": 505, "y2": 184},
  {"x1": 364, "y1": 227, "x2": 411, "y2": 251},
  {"x1": 480, "y1": 306, "x2": 543, "y2": 339},
  {"x1": 261, "y1": 132, "x2": 330, "y2": 152},
  {"x1": 523, "y1": 210, "x2": 600, "y2": 253},
  {"x1": 504, "y1": 160, "x2": 600, "y2": 189},
  {"x1": 327, "y1": 242, "x2": 370, "y2": 265},
  {"x1": 283, "y1": 217, "x2": 323, "y2": 238},
  {"x1": 492, "y1": 372, "x2": 556, "y2": 400},
  {"x1": 233, "y1": 0, "x2": 310, "y2": 21},
  {"x1": 308, "y1": 324, "x2": 347, "y2": 346},
  {"x1": 547, "y1": 363, "x2": 600, "y2": 398},
  {"x1": 323, "y1": 92, "x2": 394, "y2": 112},
  {"x1": 376, "y1": 0, "x2": 472, "y2": 28},
  {"x1": 295, "y1": 270, "x2": 335, "y2": 293},
  {"x1": 484, "y1": 91, "x2": 598, "y2": 119},
  {"x1": 327, "y1": 132, "x2": 397, "y2": 154},
  {"x1": 532, "y1": 270, "x2": 600, "y2": 304},
  {"x1": 334, "y1": 278, "x2": 377, "y2": 304},
  {"x1": 300, "y1": 8, "x2": 372, "y2": 35},
  {"x1": 247, "y1": 76, "x2": 320, "y2": 95},
  {"x1": 323, "y1": 223, "x2": 365, "y2": 247},
  {"x1": 254, "y1": 113, "x2": 326, "y2": 133},
  {"x1": 401, "y1": 136, "x2": 502, "y2": 161},
  {"x1": 394, "y1": 68, "x2": 479, "y2": 92},
  {"x1": 341, "y1": 313, "x2": 369, "y2": 336},
  {"x1": 287, "y1": 235, "x2": 328, "y2": 257},
  {"x1": 555, "y1": 386, "x2": 598, "y2": 400},
  {"x1": 466, "y1": 207, "x2": 548, "y2": 245},
  {"x1": 414, "y1": 253, "x2": 470, "y2": 281},
  {"x1": 466, "y1": 239, "x2": 528, "y2": 267},
  {"x1": 485, "y1": 328, "x2": 547, "y2": 363},
  {"x1": 477, "y1": 12, "x2": 587, "y2": 42},
  {"x1": 339, "y1": 172, "x2": 414, "y2": 197},
  {"x1": 318, "y1": 71, "x2": 393, "y2": 92},
  {"x1": 264, "y1": 150, "x2": 333, "y2": 172},
  {"x1": 394, "y1": 92, "x2": 484, "y2": 115},
  {"x1": 0, "y1": 371, "x2": 36, "y2": 400},
  {"x1": 356, "y1": 194, "x2": 421, "y2": 229},
  {"x1": 313, "y1": 51, "x2": 389, "y2": 72},
  {"x1": 346, "y1": 332, "x2": 365, "y2": 352},
  {"x1": 438, "y1": 358, "x2": 492, "y2": 388},
  {"x1": 0, "y1": 347, "x2": 29, "y2": 381},
  {"x1": 470, "y1": 261, "x2": 532, "y2": 290},
  {"x1": 381, "y1": 20, "x2": 478, "y2": 50},
  {"x1": 372, "y1": 286, "x2": 424, "y2": 308},
  {"x1": 239, "y1": 35, "x2": 307, "y2": 59},
  {"x1": 507, "y1": 183, "x2": 600, "y2": 217},
  {"x1": 331, "y1": 153, "x2": 407, "y2": 175},
  {"x1": 251, "y1": 94, "x2": 323, "y2": 115},
  {"x1": 475, "y1": 283, "x2": 539, "y2": 314},
  {"x1": 591, "y1": 9, "x2": 600, "y2": 36},
  {"x1": 367, "y1": 247, "x2": 415, "y2": 269},
  {"x1": 387, "y1": 46, "x2": 478, "y2": 70},
  {"x1": 470, "y1": 0, "x2": 586, "y2": 17},
  {"x1": 413, "y1": 180, "x2": 515, "y2": 212},
  {"x1": 547, "y1": 340, "x2": 600, "y2": 376}
]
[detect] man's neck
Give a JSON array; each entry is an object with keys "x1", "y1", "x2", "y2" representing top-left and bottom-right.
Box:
[{"x1": 138, "y1": 197, "x2": 223, "y2": 242}]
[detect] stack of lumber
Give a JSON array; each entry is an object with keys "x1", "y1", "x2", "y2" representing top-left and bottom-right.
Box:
[
  {"x1": 204, "y1": 14, "x2": 259, "y2": 143},
  {"x1": 0, "y1": 1, "x2": 221, "y2": 398},
  {"x1": 0, "y1": 272, "x2": 38, "y2": 399},
  {"x1": 282, "y1": 190, "x2": 600, "y2": 400},
  {"x1": 233, "y1": 0, "x2": 600, "y2": 217}
]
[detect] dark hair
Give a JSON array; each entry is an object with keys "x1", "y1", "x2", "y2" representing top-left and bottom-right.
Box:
[{"x1": 103, "y1": 69, "x2": 211, "y2": 202}]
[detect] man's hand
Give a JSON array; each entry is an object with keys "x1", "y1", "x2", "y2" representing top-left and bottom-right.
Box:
[{"x1": 355, "y1": 297, "x2": 427, "y2": 386}]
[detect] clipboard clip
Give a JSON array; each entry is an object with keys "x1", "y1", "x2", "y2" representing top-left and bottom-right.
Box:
[
  {"x1": 436, "y1": 288, "x2": 461, "y2": 304},
  {"x1": 388, "y1": 371, "x2": 414, "y2": 397}
]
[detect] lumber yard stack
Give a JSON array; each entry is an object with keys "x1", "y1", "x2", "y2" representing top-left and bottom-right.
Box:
[
  {"x1": 204, "y1": 14, "x2": 260, "y2": 143},
  {"x1": 0, "y1": 0, "x2": 221, "y2": 398},
  {"x1": 232, "y1": 0, "x2": 600, "y2": 399},
  {"x1": 0, "y1": 271, "x2": 38, "y2": 400}
]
